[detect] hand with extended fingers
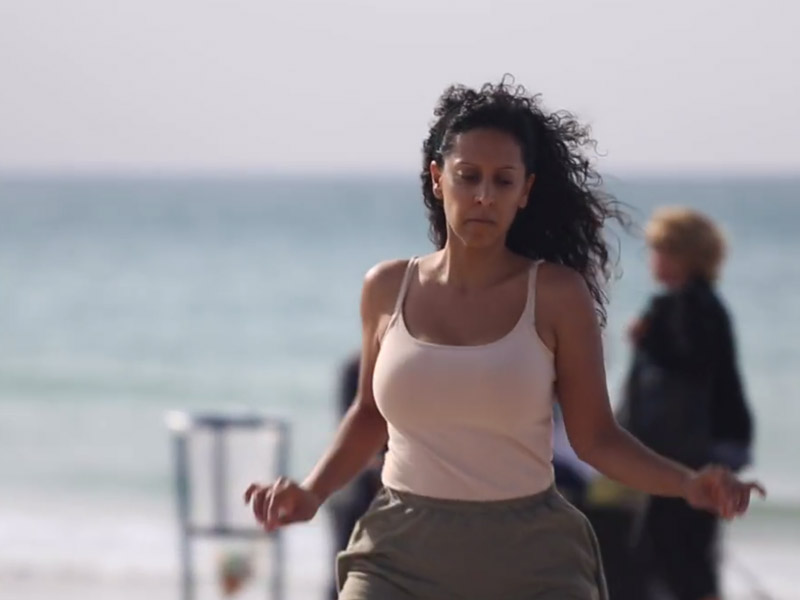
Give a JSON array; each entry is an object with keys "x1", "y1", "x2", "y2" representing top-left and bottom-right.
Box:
[
  {"x1": 683, "y1": 465, "x2": 766, "y2": 519},
  {"x1": 243, "y1": 477, "x2": 322, "y2": 532}
]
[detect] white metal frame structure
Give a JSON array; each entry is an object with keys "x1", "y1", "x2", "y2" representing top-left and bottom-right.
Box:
[{"x1": 166, "y1": 411, "x2": 290, "y2": 600}]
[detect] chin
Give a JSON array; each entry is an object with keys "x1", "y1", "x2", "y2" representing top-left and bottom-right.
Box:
[
  {"x1": 450, "y1": 222, "x2": 509, "y2": 250},
  {"x1": 460, "y1": 234, "x2": 504, "y2": 250}
]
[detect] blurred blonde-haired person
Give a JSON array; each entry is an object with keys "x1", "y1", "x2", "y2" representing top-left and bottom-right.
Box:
[{"x1": 621, "y1": 207, "x2": 754, "y2": 600}]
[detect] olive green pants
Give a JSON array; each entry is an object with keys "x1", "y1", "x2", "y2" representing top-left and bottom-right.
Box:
[{"x1": 337, "y1": 485, "x2": 608, "y2": 599}]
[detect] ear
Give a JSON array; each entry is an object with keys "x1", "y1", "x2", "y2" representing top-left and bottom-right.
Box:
[
  {"x1": 519, "y1": 173, "x2": 536, "y2": 209},
  {"x1": 430, "y1": 160, "x2": 444, "y2": 200}
]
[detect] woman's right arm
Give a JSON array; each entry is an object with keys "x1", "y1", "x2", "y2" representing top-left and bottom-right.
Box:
[
  {"x1": 244, "y1": 261, "x2": 405, "y2": 531},
  {"x1": 301, "y1": 264, "x2": 392, "y2": 502}
]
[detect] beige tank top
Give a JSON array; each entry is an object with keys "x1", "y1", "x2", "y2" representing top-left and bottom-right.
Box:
[{"x1": 372, "y1": 257, "x2": 556, "y2": 501}]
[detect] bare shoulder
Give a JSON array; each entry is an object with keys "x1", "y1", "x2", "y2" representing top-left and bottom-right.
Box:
[
  {"x1": 364, "y1": 258, "x2": 411, "y2": 298},
  {"x1": 361, "y1": 258, "x2": 412, "y2": 321},
  {"x1": 536, "y1": 262, "x2": 595, "y2": 318},
  {"x1": 538, "y1": 262, "x2": 590, "y2": 298}
]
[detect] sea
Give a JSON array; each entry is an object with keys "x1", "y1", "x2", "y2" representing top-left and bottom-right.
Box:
[{"x1": 0, "y1": 173, "x2": 798, "y2": 599}]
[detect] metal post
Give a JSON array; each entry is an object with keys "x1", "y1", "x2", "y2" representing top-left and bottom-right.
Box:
[
  {"x1": 212, "y1": 426, "x2": 226, "y2": 529},
  {"x1": 173, "y1": 432, "x2": 194, "y2": 600}
]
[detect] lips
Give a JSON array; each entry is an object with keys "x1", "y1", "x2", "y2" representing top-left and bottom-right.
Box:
[{"x1": 465, "y1": 218, "x2": 495, "y2": 225}]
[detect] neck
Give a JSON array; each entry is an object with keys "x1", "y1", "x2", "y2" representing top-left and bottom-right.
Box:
[
  {"x1": 664, "y1": 274, "x2": 700, "y2": 292},
  {"x1": 664, "y1": 280, "x2": 687, "y2": 292},
  {"x1": 437, "y1": 240, "x2": 522, "y2": 291}
]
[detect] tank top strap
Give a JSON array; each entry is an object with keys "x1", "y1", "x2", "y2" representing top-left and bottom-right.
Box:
[
  {"x1": 525, "y1": 259, "x2": 545, "y2": 324},
  {"x1": 393, "y1": 257, "x2": 417, "y2": 316}
]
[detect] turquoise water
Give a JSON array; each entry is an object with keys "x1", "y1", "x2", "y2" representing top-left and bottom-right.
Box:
[{"x1": 0, "y1": 174, "x2": 798, "y2": 590}]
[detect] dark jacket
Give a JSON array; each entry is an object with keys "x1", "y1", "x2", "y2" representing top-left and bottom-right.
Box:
[{"x1": 624, "y1": 279, "x2": 753, "y2": 469}]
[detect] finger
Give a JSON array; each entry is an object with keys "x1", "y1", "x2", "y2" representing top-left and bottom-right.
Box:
[
  {"x1": 703, "y1": 471, "x2": 729, "y2": 517},
  {"x1": 723, "y1": 474, "x2": 739, "y2": 516},
  {"x1": 244, "y1": 483, "x2": 261, "y2": 504},
  {"x1": 719, "y1": 468, "x2": 739, "y2": 504},
  {"x1": 740, "y1": 481, "x2": 765, "y2": 512},
  {"x1": 705, "y1": 476, "x2": 726, "y2": 512},
  {"x1": 265, "y1": 478, "x2": 289, "y2": 525},
  {"x1": 728, "y1": 475, "x2": 746, "y2": 517},
  {"x1": 737, "y1": 488, "x2": 751, "y2": 515},
  {"x1": 251, "y1": 488, "x2": 264, "y2": 522},
  {"x1": 724, "y1": 480, "x2": 763, "y2": 517},
  {"x1": 717, "y1": 492, "x2": 733, "y2": 519},
  {"x1": 746, "y1": 481, "x2": 767, "y2": 499},
  {"x1": 266, "y1": 487, "x2": 289, "y2": 531},
  {"x1": 253, "y1": 487, "x2": 271, "y2": 523}
]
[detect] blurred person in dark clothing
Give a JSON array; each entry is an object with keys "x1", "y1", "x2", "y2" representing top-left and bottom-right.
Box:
[{"x1": 621, "y1": 207, "x2": 754, "y2": 600}]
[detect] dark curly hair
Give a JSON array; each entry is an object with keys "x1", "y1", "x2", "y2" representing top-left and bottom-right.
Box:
[{"x1": 421, "y1": 75, "x2": 627, "y2": 326}]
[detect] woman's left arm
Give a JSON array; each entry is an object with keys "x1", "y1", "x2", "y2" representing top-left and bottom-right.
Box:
[{"x1": 547, "y1": 268, "x2": 764, "y2": 518}]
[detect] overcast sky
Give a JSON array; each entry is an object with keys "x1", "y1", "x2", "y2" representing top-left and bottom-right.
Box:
[{"x1": 1, "y1": 0, "x2": 798, "y2": 174}]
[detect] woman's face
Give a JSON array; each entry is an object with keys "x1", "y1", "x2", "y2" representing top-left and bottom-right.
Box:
[
  {"x1": 649, "y1": 247, "x2": 689, "y2": 289},
  {"x1": 430, "y1": 128, "x2": 534, "y2": 250}
]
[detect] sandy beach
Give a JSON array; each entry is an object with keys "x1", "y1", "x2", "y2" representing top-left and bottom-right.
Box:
[
  {"x1": 2, "y1": 546, "x2": 796, "y2": 600},
  {"x1": 2, "y1": 514, "x2": 798, "y2": 600}
]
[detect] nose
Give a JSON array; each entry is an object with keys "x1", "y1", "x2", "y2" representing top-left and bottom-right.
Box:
[{"x1": 474, "y1": 182, "x2": 494, "y2": 205}]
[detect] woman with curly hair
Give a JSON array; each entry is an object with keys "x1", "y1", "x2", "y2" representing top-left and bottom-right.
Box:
[{"x1": 245, "y1": 77, "x2": 764, "y2": 599}]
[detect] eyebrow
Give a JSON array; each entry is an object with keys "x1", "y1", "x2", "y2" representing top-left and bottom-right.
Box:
[{"x1": 453, "y1": 160, "x2": 519, "y2": 171}]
